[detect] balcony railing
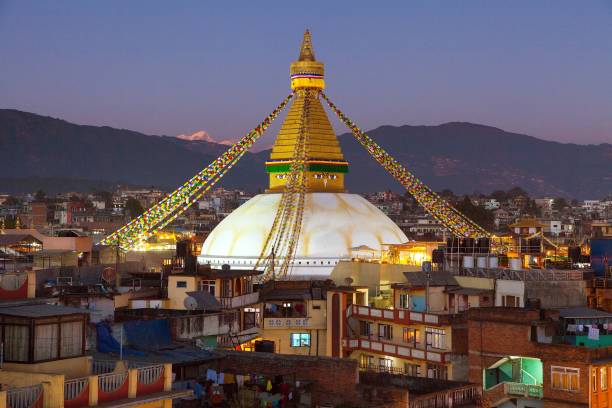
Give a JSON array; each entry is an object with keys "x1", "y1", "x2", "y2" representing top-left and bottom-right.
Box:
[
  {"x1": 410, "y1": 385, "x2": 481, "y2": 408},
  {"x1": 344, "y1": 336, "x2": 450, "y2": 363},
  {"x1": 346, "y1": 304, "x2": 451, "y2": 326},
  {"x1": 505, "y1": 382, "x2": 543, "y2": 399},
  {"x1": 7, "y1": 384, "x2": 43, "y2": 408},
  {"x1": 219, "y1": 291, "x2": 259, "y2": 309}
]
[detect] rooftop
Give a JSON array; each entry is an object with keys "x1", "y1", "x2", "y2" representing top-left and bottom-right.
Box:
[{"x1": 0, "y1": 303, "x2": 88, "y2": 318}]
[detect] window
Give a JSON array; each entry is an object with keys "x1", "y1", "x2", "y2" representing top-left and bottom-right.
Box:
[
  {"x1": 427, "y1": 363, "x2": 448, "y2": 380},
  {"x1": 378, "y1": 324, "x2": 393, "y2": 340},
  {"x1": 3, "y1": 325, "x2": 28, "y2": 361},
  {"x1": 602, "y1": 367, "x2": 608, "y2": 391},
  {"x1": 360, "y1": 321, "x2": 373, "y2": 337},
  {"x1": 60, "y1": 321, "x2": 83, "y2": 358},
  {"x1": 404, "y1": 363, "x2": 421, "y2": 377},
  {"x1": 399, "y1": 293, "x2": 409, "y2": 309},
  {"x1": 290, "y1": 333, "x2": 310, "y2": 347},
  {"x1": 593, "y1": 369, "x2": 598, "y2": 392},
  {"x1": 176, "y1": 280, "x2": 187, "y2": 288},
  {"x1": 552, "y1": 366, "x2": 580, "y2": 392},
  {"x1": 379, "y1": 358, "x2": 393, "y2": 372},
  {"x1": 403, "y1": 328, "x2": 419, "y2": 346},
  {"x1": 425, "y1": 327, "x2": 446, "y2": 349},
  {"x1": 502, "y1": 295, "x2": 520, "y2": 307},
  {"x1": 35, "y1": 324, "x2": 59, "y2": 361},
  {"x1": 199, "y1": 280, "x2": 215, "y2": 295},
  {"x1": 360, "y1": 354, "x2": 375, "y2": 370}
]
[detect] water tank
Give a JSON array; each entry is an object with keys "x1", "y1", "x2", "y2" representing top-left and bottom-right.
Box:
[
  {"x1": 463, "y1": 256, "x2": 474, "y2": 269},
  {"x1": 476, "y1": 257, "x2": 487, "y2": 268},
  {"x1": 488, "y1": 257, "x2": 499, "y2": 268},
  {"x1": 509, "y1": 258, "x2": 522, "y2": 271}
]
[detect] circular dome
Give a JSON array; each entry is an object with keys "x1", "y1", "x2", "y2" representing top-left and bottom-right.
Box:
[{"x1": 198, "y1": 192, "x2": 407, "y2": 277}]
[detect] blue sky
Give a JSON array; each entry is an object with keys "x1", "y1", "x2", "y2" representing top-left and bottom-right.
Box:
[{"x1": 1, "y1": 0, "x2": 611, "y2": 147}]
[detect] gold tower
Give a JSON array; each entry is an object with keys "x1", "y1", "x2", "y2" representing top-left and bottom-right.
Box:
[{"x1": 266, "y1": 30, "x2": 349, "y2": 192}]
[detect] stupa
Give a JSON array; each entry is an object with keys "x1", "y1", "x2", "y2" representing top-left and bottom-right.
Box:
[{"x1": 197, "y1": 31, "x2": 408, "y2": 277}]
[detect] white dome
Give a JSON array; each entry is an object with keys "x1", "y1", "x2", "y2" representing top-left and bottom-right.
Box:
[{"x1": 198, "y1": 192, "x2": 408, "y2": 278}]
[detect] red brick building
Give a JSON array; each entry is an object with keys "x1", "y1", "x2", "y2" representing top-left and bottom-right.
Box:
[{"x1": 468, "y1": 307, "x2": 612, "y2": 407}]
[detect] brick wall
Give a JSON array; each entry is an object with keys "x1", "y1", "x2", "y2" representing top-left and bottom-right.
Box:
[
  {"x1": 201, "y1": 351, "x2": 359, "y2": 406},
  {"x1": 467, "y1": 307, "x2": 612, "y2": 406}
]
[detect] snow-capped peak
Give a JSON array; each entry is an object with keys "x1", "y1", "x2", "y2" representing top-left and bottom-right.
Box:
[{"x1": 176, "y1": 130, "x2": 234, "y2": 145}]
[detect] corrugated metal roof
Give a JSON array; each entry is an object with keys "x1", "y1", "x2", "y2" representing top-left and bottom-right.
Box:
[
  {"x1": 0, "y1": 304, "x2": 88, "y2": 317},
  {"x1": 558, "y1": 307, "x2": 612, "y2": 319}
]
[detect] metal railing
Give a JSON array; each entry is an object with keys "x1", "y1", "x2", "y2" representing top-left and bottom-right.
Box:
[
  {"x1": 7, "y1": 384, "x2": 43, "y2": 408},
  {"x1": 98, "y1": 371, "x2": 128, "y2": 393},
  {"x1": 92, "y1": 359, "x2": 117, "y2": 374},
  {"x1": 64, "y1": 377, "x2": 88, "y2": 401},
  {"x1": 136, "y1": 364, "x2": 164, "y2": 385},
  {"x1": 450, "y1": 266, "x2": 592, "y2": 281},
  {"x1": 410, "y1": 385, "x2": 481, "y2": 408}
]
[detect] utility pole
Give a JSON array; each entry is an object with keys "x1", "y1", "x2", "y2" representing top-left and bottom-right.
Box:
[{"x1": 423, "y1": 261, "x2": 432, "y2": 312}]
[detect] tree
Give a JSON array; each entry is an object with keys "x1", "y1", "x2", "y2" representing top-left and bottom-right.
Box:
[
  {"x1": 455, "y1": 196, "x2": 495, "y2": 231},
  {"x1": 125, "y1": 197, "x2": 144, "y2": 219},
  {"x1": 490, "y1": 190, "x2": 507, "y2": 202},
  {"x1": 553, "y1": 197, "x2": 568, "y2": 212},
  {"x1": 4, "y1": 196, "x2": 20, "y2": 206},
  {"x1": 507, "y1": 187, "x2": 529, "y2": 199},
  {"x1": 34, "y1": 190, "x2": 46, "y2": 202}
]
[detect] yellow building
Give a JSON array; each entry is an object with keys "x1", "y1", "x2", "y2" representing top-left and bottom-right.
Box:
[{"x1": 0, "y1": 304, "x2": 189, "y2": 408}]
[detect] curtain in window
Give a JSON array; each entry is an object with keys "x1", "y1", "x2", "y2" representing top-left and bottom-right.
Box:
[
  {"x1": 4, "y1": 325, "x2": 29, "y2": 361},
  {"x1": 60, "y1": 321, "x2": 83, "y2": 357},
  {"x1": 34, "y1": 324, "x2": 59, "y2": 361}
]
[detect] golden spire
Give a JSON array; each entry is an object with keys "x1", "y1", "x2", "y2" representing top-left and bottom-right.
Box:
[
  {"x1": 298, "y1": 29, "x2": 316, "y2": 61},
  {"x1": 266, "y1": 31, "x2": 349, "y2": 193}
]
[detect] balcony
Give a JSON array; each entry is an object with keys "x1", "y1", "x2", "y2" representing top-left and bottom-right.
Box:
[
  {"x1": 343, "y1": 336, "x2": 451, "y2": 364},
  {"x1": 0, "y1": 361, "x2": 192, "y2": 408},
  {"x1": 218, "y1": 291, "x2": 259, "y2": 309},
  {"x1": 263, "y1": 316, "x2": 321, "y2": 329},
  {"x1": 346, "y1": 304, "x2": 451, "y2": 326},
  {"x1": 485, "y1": 381, "x2": 543, "y2": 405}
]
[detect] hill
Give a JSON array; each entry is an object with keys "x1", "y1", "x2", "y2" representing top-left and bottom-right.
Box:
[{"x1": 0, "y1": 109, "x2": 610, "y2": 199}]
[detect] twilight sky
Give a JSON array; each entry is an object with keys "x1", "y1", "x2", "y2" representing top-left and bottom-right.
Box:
[{"x1": 1, "y1": 0, "x2": 611, "y2": 147}]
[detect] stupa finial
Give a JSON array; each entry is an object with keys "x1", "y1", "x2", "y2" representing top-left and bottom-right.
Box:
[{"x1": 299, "y1": 29, "x2": 316, "y2": 61}]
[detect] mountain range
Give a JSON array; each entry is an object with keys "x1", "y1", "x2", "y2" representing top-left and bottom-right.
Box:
[{"x1": 0, "y1": 109, "x2": 610, "y2": 199}]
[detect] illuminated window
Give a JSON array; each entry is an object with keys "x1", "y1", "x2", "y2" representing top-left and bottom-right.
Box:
[
  {"x1": 602, "y1": 367, "x2": 608, "y2": 391},
  {"x1": 290, "y1": 333, "x2": 310, "y2": 347},
  {"x1": 379, "y1": 358, "x2": 393, "y2": 372},
  {"x1": 425, "y1": 327, "x2": 445, "y2": 349},
  {"x1": 403, "y1": 328, "x2": 419, "y2": 345},
  {"x1": 552, "y1": 366, "x2": 580, "y2": 392}
]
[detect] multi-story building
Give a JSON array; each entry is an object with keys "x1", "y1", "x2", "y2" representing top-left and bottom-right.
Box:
[
  {"x1": 342, "y1": 271, "x2": 493, "y2": 381},
  {"x1": 0, "y1": 303, "x2": 188, "y2": 408},
  {"x1": 469, "y1": 307, "x2": 612, "y2": 408}
]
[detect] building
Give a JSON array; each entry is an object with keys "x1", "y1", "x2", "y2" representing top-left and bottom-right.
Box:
[
  {"x1": 342, "y1": 271, "x2": 491, "y2": 381},
  {"x1": 468, "y1": 307, "x2": 612, "y2": 408},
  {"x1": 0, "y1": 304, "x2": 189, "y2": 408},
  {"x1": 256, "y1": 280, "x2": 336, "y2": 356},
  {"x1": 197, "y1": 31, "x2": 408, "y2": 278}
]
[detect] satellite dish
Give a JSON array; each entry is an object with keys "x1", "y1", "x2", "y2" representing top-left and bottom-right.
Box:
[{"x1": 184, "y1": 296, "x2": 199, "y2": 310}]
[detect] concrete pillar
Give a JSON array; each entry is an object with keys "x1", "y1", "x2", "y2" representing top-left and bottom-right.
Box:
[
  {"x1": 127, "y1": 369, "x2": 138, "y2": 398},
  {"x1": 163, "y1": 364, "x2": 173, "y2": 392},
  {"x1": 88, "y1": 375, "x2": 98, "y2": 406}
]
